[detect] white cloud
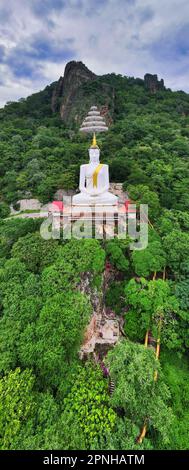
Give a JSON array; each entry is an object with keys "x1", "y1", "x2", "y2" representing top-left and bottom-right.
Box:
[{"x1": 0, "y1": 0, "x2": 189, "y2": 106}]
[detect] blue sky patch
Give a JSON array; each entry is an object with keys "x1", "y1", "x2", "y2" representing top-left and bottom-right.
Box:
[
  {"x1": 32, "y1": 0, "x2": 67, "y2": 16},
  {"x1": 29, "y1": 38, "x2": 75, "y2": 62}
]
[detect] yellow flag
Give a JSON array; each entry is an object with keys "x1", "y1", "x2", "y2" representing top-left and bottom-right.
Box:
[{"x1": 93, "y1": 164, "x2": 103, "y2": 188}]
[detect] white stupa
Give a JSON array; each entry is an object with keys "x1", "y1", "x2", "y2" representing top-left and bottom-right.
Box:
[
  {"x1": 72, "y1": 106, "x2": 118, "y2": 206},
  {"x1": 79, "y1": 106, "x2": 108, "y2": 133}
]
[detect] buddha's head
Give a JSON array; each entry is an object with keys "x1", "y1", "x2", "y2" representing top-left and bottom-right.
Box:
[
  {"x1": 88, "y1": 147, "x2": 100, "y2": 163},
  {"x1": 88, "y1": 133, "x2": 100, "y2": 163}
]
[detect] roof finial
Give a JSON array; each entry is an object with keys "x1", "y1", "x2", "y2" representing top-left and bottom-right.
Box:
[{"x1": 91, "y1": 132, "x2": 99, "y2": 149}]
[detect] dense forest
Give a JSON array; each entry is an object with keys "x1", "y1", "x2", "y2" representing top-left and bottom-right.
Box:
[{"x1": 0, "y1": 68, "x2": 189, "y2": 450}]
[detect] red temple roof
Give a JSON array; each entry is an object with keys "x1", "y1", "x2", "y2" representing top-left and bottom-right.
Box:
[
  {"x1": 51, "y1": 201, "x2": 64, "y2": 212},
  {"x1": 124, "y1": 199, "x2": 136, "y2": 213}
]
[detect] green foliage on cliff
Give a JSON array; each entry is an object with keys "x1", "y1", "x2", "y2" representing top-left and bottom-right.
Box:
[
  {"x1": 62, "y1": 364, "x2": 116, "y2": 449},
  {"x1": 106, "y1": 340, "x2": 173, "y2": 445},
  {"x1": 0, "y1": 69, "x2": 189, "y2": 451}
]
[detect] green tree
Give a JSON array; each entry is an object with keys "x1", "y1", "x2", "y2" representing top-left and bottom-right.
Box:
[
  {"x1": 57, "y1": 171, "x2": 77, "y2": 190},
  {"x1": 126, "y1": 184, "x2": 161, "y2": 221},
  {"x1": 11, "y1": 232, "x2": 59, "y2": 273},
  {"x1": 0, "y1": 218, "x2": 42, "y2": 259},
  {"x1": 61, "y1": 364, "x2": 116, "y2": 449},
  {"x1": 175, "y1": 279, "x2": 189, "y2": 310},
  {"x1": 12, "y1": 391, "x2": 61, "y2": 450},
  {"x1": 0, "y1": 202, "x2": 10, "y2": 219},
  {"x1": 124, "y1": 278, "x2": 181, "y2": 349},
  {"x1": 106, "y1": 340, "x2": 174, "y2": 445},
  {"x1": 158, "y1": 352, "x2": 189, "y2": 450},
  {"x1": 163, "y1": 229, "x2": 189, "y2": 275},
  {"x1": 0, "y1": 368, "x2": 35, "y2": 449},
  {"x1": 98, "y1": 417, "x2": 153, "y2": 450},
  {"x1": 42, "y1": 239, "x2": 105, "y2": 298},
  {"x1": 105, "y1": 239, "x2": 130, "y2": 272},
  {"x1": 58, "y1": 239, "x2": 105, "y2": 275},
  {"x1": 0, "y1": 263, "x2": 42, "y2": 373},
  {"x1": 105, "y1": 281, "x2": 125, "y2": 314},
  {"x1": 132, "y1": 231, "x2": 166, "y2": 277},
  {"x1": 35, "y1": 292, "x2": 91, "y2": 386}
]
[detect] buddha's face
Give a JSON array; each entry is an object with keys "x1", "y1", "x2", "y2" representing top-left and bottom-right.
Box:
[{"x1": 89, "y1": 148, "x2": 100, "y2": 163}]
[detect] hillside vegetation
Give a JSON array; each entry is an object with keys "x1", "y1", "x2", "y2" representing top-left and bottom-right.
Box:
[{"x1": 0, "y1": 65, "x2": 189, "y2": 450}]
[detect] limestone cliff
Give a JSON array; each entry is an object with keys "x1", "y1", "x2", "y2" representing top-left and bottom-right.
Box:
[
  {"x1": 144, "y1": 73, "x2": 164, "y2": 93},
  {"x1": 51, "y1": 61, "x2": 96, "y2": 117},
  {"x1": 51, "y1": 61, "x2": 114, "y2": 125},
  {"x1": 78, "y1": 268, "x2": 121, "y2": 360},
  {"x1": 51, "y1": 62, "x2": 165, "y2": 124}
]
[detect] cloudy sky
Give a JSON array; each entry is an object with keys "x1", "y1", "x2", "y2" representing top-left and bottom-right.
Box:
[{"x1": 0, "y1": 0, "x2": 189, "y2": 107}]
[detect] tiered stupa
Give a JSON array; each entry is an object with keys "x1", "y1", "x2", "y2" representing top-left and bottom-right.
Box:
[{"x1": 79, "y1": 105, "x2": 108, "y2": 134}]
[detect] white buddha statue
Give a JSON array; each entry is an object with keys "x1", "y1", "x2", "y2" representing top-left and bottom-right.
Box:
[{"x1": 73, "y1": 135, "x2": 118, "y2": 206}]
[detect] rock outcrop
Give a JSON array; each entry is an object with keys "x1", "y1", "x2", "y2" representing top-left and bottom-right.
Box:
[
  {"x1": 10, "y1": 198, "x2": 42, "y2": 214},
  {"x1": 51, "y1": 61, "x2": 114, "y2": 125},
  {"x1": 109, "y1": 183, "x2": 128, "y2": 203},
  {"x1": 144, "y1": 73, "x2": 164, "y2": 93},
  {"x1": 51, "y1": 63, "x2": 166, "y2": 123},
  {"x1": 79, "y1": 265, "x2": 121, "y2": 360},
  {"x1": 51, "y1": 61, "x2": 96, "y2": 117}
]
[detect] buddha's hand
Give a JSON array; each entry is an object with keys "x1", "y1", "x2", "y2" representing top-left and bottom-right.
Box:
[
  {"x1": 93, "y1": 185, "x2": 107, "y2": 195},
  {"x1": 80, "y1": 187, "x2": 99, "y2": 196},
  {"x1": 80, "y1": 187, "x2": 88, "y2": 194},
  {"x1": 89, "y1": 188, "x2": 99, "y2": 196}
]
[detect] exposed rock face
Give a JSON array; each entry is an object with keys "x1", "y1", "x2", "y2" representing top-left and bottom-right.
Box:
[
  {"x1": 54, "y1": 188, "x2": 75, "y2": 199},
  {"x1": 51, "y1": 61, "x2": 115, "y2": 125},
  {"x1": 144, "y1": 73, "x2": 164, "y2": 93},
  {"x1": 79, "y1": 266, "x2": 121, "y2": 360},
  {"x1": 51, "y1": 62, "x2": 166, "y2": 124},
  {"x1": 51, "y1": 76, "x2": 64, "y2": 113},
  {"x1": 78, "y1": 271, "x2": 102, "y2": 314},
  {"x1": 10, "y1": 198, "x2": 42, "y2": 214},
  {"x1": 51, "y1": 61, "x2": 96, "y2": 117},
  {"x1": 109, "y1": 183, "x2": 128, "y2": 203}
]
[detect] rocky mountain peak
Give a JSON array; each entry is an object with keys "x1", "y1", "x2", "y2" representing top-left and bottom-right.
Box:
[
  {"x1": 64, "y1": 60, "x2": 96, "y2": 85},
  {"x1": 51, "y1": 61, "x2": 97, "y2": 118},
  {"x1": 144, "y1": 73, "x2": 164, "y2": 93}
]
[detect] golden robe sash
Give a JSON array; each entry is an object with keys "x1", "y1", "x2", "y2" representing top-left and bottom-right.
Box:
[{"x1": 92, "y1": 164, "x2": 103, "y2": 188}]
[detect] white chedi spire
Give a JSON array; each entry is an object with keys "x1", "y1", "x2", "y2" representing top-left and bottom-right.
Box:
[{"x1": 80, "y1": 106, "x2": 108, "y2": 133}]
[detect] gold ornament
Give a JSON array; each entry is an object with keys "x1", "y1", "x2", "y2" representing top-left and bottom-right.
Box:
[{"x1": 91, "y1": 132, "x2": 99, "y2": 149}]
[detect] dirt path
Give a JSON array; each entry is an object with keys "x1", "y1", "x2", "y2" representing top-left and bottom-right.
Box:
[{"x1": 6, "y1": 211, "x2": 48, "y2": 220}]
